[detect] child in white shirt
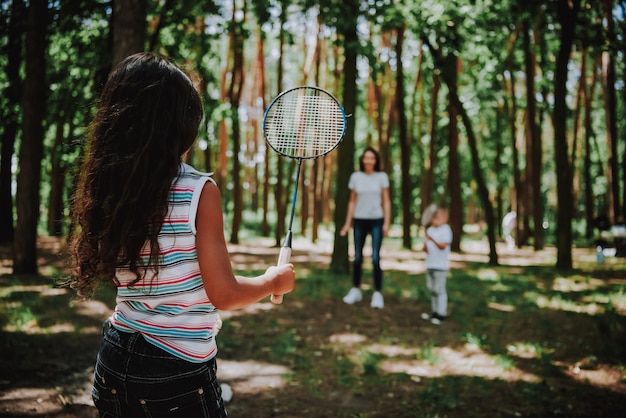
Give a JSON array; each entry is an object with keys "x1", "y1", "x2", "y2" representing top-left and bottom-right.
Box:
[{"x1": 421, "y1": 206, "x2": 452, "y2": 325}]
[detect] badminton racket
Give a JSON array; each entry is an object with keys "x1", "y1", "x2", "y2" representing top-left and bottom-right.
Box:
[{"x1": 263, "y1": 86, "x2": 346, "y2": 304}]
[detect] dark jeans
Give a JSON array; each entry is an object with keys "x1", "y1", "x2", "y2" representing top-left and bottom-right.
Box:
[
  {"x1": 352, "y1": 218, "x2": 384, "y2": 291},
  {"x1": 93, "y1": 321, "x2": 227, "y2": 418}
]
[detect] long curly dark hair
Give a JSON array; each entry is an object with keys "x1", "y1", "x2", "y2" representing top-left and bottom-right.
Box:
[{"x1": 69, "y1": 53, "x2": 203, "y2": 298}]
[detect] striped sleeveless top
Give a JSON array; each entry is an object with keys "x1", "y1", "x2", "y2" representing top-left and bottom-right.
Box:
[{"x1": 109, "y1": 163, "x2": 220, "y2": 363}]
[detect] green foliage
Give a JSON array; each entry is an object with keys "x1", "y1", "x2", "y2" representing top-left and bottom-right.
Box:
[{"x1": 1, "y1": 0, "x2": 625, "y2": 272}]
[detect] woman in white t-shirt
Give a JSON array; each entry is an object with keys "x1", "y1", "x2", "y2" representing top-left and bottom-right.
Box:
[{"x1": 340, "y1": 147, "x2": 390, "y2": 309}]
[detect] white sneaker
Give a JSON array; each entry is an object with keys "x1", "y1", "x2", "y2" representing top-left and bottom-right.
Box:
[
  {"x1": 343, "y1": 287, "x2": 362, "y2": 304},
  {"x1": 370, "y1": 291, "x2": 384, "y2": 309},
  {"x1": 430, "y1": 313, "x2": 446, "y2": 325}
]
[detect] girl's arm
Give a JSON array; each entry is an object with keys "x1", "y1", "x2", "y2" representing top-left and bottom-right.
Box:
[
  {"x1": 340, "y1": 189, "x2": 357, "y2": 236},
  {"x1": 382, "y1": 187, "x2": 391, "y2": 237},
  {"x1": 196, "y1": 181, "x2": 295, "y2": 310}
]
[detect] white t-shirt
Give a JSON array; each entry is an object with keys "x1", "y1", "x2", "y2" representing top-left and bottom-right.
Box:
[
  {"x1": 348, "y1": 171, "x2": 389, "y2": 219},
  {"x1": 425, "y1": 224, "x2": 452, "y2": 270}
]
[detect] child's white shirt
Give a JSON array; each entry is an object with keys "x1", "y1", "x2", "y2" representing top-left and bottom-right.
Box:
[{"x1": 425, "y1": 224, "x2": 452, "y2": 270}]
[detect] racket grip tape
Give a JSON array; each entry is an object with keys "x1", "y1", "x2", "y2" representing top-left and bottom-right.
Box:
[{"x1": 271, "y1": 245, "x2": 291, "y2": 304}]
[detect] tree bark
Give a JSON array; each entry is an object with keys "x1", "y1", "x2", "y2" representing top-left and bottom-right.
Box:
[
  {"x1": 228, "y1": 1, "x2": 246, "y2": 245},
  {"x1": 446, "y1": 53, "x2": 462, "y2": 252},
  {"x1": 526, "y1": 15, "x2": 544, "y2": 250},
  {"x1": 330, "y1": 0, "x2": 358, "y2": 274},
  {"x1": 13, "y1": 0, "x2": 47, "y2": 274},
  {"x1": 254, "y1": 27, "x2": 270, "y2": 236},
  {"x1": 571, "y1": 48, "x2": 586, "y2": 220},
  {"x1": 47, "y1": 119, "x2": 67, "y2": 236},
  {"x1": 0, "y1": 0, "x2": 25, "y2": 243},
  {"x1": 424, "y1": 36, "x2": 497, "y2": 264},
  {"x1": 395, "y1": 24, "x2": 412, "y2": 249},
  {"x1": 298, "y1": 18, "x2": 320, "y2": 238},
  {"x1": 521, "y1": 18, "x2": 537, "y2": 247},
  {"x1": 274, "y1": 0, "x2": 287, "y2": 247},
  {"x1": 554, "y1": 0, "x2": 580, "y2": 271},
  {"x1": 112, "y1": 0, "x2": 147, "y2": 67},
  {"x1": 311, "y1": 13, "x2": 324, "y2": 243},
  {"x1": 601, "y1": 0, "x2": 620, "y2": 223},
  {"x1": 410, "y1": 42, "x2": 425, "y2": 224},
  {"x1": 421, "y1": 72, "x2": 440, "y2": 215},
  {"x1": 452, "y1": 91, "x2": 498, "y2": 265},
  {"x1": 584, "y1": 52, "x2": 600, "y2": 238},
  {"x1": 505, "y1": 25, "x2": 522, "y2": 247}
]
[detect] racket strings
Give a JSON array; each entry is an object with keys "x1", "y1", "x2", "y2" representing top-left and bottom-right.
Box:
[{"x1": 265, "y1": 94, "x2": 344, "y2": 159}]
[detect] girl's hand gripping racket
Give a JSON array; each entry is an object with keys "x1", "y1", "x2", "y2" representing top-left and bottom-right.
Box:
[{"x1": 263, "y1": 86, "x2": 346, "y2": 304}]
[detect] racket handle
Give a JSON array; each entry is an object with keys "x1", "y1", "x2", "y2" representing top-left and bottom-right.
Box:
[{"x1": 271, "y1": 245, "x2": 291, "y2": 304}]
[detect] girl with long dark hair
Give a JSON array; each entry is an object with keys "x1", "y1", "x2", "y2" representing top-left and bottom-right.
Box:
[{"x1": 69, "y1": 53, "x2": 295, "y2": 417}]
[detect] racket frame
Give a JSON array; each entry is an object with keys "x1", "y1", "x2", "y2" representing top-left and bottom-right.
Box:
[{"x1": 262, "y1": 86, "x2": 346, "y2": 304}]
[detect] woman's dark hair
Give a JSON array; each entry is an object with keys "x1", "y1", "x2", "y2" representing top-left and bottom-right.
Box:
[
  {"x1": 359, "y1": 146, "x2": 381, "y2": 172},
  {"x1": 69, "y1": 52, "x2": 203, "y2": 298}
]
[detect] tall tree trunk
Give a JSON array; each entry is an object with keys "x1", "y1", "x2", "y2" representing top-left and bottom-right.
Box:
[
  {"x1": 311, "y1": 13, "x2": 324, "y2": 243},
  {"x1": 411, "y1": 42, "x2": 425, "y2": 223},
  {"x1": 425, "y1": 36, "x2": 497, "y2": 264},
  {"x1": 531, "y1": 16, "x2": 545, "y2": 250},
  {"x1": 621, "y1": 4, "x2": 626, "y2": 224},
  {"x1": 395, "y1": 25, "x2": 411, "y2": 249},
  {"x1": 47, "y1": 119, "x2": 67, "y2": 236},
  {"x1": 495, "y1": 102, "x2": 506, "y2": 238},
  {"x1": 217, "y1": 44, "x2": 231, "y2": 188},
  {"x1": 298, "y1": 18, "x2": 319, "y2": 238},
  {"x1": 520, "y1": 18, "x2": 537, "y2": 247},
  {"x1": 505, "y1": 25, "x2": 522, "y2": 247},
  {"x1": 421, "y1": 72, "x2": 440, "y2": 215},
  {"x1": 274, "y1": 0, "x2": 288, "y2": 247},
  {"x1": 330, "y1": 0, "x2": 358, "y2": 274},
  {"x1": 255, "y1": 27, "x2": 270, "y2": 236},
  {"x1": 371, "y1": 31, "x2": 391, "y2": 151},
  {"x1": 584, "y1": 52, "x2": 600, "y2": 238},
  {"x1": 327, "y1": 35, "x2": 342, "y2": 227},
  {"x1": 452, "y1": 91, "x2": 499, "y2": 265},
  {"x1": 446, "y1": 54, "x2": 462, "y2": 252},
  {"x1": 602, "y1": 0, "x2": 620, "y2": 223},
  {"x1": 554, "y1": 0, "x2": 580, "y2": 271},
  {"x1": 571, "y1": 49, "x2": 586, "y2": 218},
  {"x1": 112, "y1": 0, "x2": 147, "y2": 66},
  {"x1": 382, "y1": 52, "x2": 395, "y2": 172},
  {"x1": 0, "y1": 0, "x2": 25, "y2": 243},
  {"x1": 228, "y1": 1, "x2": 246, "y2": 245},
  {"x1": 13, "y1": 0, "x2": 47, "y2": 274}
]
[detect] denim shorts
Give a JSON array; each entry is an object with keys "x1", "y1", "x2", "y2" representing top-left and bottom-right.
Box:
[{"x1": 93, "y1": 320, "x2": 227, "y2": 417}]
